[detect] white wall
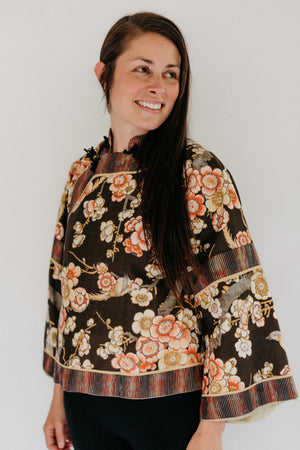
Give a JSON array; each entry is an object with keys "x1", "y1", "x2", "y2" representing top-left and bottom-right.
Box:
[{"x1": 1, "y1": 0, "x2": 299, "y2": 448}]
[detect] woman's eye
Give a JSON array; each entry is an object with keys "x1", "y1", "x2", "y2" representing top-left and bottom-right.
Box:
[
  {"x1": 165, "y1": 71, "x2": 178, "y2": 79},
  {"x1": 136, "y1": 66, "x2": 149, "y2": 73}
]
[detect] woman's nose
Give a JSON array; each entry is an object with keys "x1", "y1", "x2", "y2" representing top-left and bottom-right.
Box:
[{"x1": 147, "y1": 74, "x2": 166, "y2": 94}]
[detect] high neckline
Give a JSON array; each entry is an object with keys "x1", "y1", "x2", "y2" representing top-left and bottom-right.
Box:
[{"x1": 104, "y1": 128, "x2": 146, "y2": 154}]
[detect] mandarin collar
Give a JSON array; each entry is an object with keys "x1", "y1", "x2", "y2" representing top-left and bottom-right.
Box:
[{"x1": 105, "y1": 128, "x2": 146, "y2": 154}]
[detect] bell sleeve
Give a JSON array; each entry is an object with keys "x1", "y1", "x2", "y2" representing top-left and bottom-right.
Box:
[
  {"x1": 43, "y1": 156, "x2": 91, "y2": 380},
  {"x1": 185, "y1": 141, "x2": 298, "y2": 421}
]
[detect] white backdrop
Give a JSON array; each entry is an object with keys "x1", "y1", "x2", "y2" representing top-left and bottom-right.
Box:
[{"x1": 0, "y1": 0, "x2": 299, "y2": 449}]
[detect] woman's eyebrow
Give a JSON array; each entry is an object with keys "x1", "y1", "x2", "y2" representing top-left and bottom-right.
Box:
[{"x1": 132, "y1": 57, "x2": 180, "y2": 69}]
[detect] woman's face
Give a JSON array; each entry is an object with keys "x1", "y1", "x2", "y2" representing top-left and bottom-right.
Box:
[{"x1": 108, "y1": 32, "x2": 181, "y2": 139}]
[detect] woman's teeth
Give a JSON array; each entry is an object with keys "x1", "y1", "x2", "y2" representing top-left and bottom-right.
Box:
[{"x1": 137, "y1": 101, "x2": 162, "y2": 110}]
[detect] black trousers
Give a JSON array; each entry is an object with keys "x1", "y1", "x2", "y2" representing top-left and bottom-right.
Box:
[{"x1": 63, "y1": 390, "x2": 202, "y2": 450}]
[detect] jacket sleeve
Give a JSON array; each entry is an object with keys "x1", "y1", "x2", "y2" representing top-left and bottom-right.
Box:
[
  {"x1": 185, "y1": 141, "x2": 298, "y2": 421},
  {"x1": 43, "y1": 156, "x2": 92, "y2": 379}
]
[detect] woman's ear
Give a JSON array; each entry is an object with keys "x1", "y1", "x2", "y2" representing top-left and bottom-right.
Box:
[{"x1": 94, "y1": 61, "x2": 106, "y2": 83}]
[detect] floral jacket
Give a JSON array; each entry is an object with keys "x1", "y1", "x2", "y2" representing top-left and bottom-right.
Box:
[{"x1": 43, "y1": 135, "x2": 297, "y2": 421}]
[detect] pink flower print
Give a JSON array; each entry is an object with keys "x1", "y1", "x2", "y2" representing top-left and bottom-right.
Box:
[
  {"x1": 97, "y1": 271, "x2": 116, "y2": 292},
  {"x1": 136, "y1": 337, "x2": 165, "y2": 363},
  {"x1": 168, "y1": 322, "x2": 192, "y2": 350},
  {"x1": 109, "y1": 174, "x2": 133, "y2": 202},
  {"x1": 186, "y1": 166, "x2": 201, "y2": 194},
  {"x1": 199, "y1": 166, "x2": 224, "y2": 196},
  {"x1": 150, "y1": 315, "x2": 179, "y2": 344},
  {"x1": 111, "y1": 352, "x2": 140, "y2": 374},
  {"x1": 71, "y1": 287, "x2": 90, "y2": 313}
]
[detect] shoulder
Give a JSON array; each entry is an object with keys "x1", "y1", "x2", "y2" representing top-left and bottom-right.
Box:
[
  {"x1": 184, "y1": 138, "x2": 242, "y2": 205},
  {"x1": 185, "y1": 138, "x2": 227, "y2": 173}
]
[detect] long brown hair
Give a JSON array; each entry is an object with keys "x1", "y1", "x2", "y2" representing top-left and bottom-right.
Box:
[{"x1": 98, "y1": 12, "x2": 198, "y2": 301}]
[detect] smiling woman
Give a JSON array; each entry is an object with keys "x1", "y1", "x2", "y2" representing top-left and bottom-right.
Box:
[{"x1": 42, "y1": 11, "x2": 297, "y2": 450}]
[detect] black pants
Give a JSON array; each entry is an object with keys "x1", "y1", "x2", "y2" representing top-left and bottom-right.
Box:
[{"x1": 63, "y1": 390, "x2": 202, "y2": 450}]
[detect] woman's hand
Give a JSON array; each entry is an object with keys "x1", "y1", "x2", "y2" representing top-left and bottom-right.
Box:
[
  {"x1": 186, "y1": 420, "x2": 225, "y2": 450},
  {"x1": 43, "y1": 383, "x2": 73, "y2": 450}
]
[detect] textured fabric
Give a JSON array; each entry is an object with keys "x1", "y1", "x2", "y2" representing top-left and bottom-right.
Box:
[
  {"x1": 63, "y1": 390, "x2": 201, "y2": 450},
  {"x1": 43, "y1": 136, "x2": 297, "y2": 420}
]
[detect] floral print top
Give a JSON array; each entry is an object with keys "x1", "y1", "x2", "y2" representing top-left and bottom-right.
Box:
[{"x1": 43, "y1": 135, "x2": 297, "y2": 421}]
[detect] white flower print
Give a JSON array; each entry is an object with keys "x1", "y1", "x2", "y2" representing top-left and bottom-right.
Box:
[
  {"x1": 235, "y1": 338, "x2": 252, "y2": 358},
  {"x1": 118, "y1": 209, "x2": 134, "y2": 221},
  {"x1": 82, "y1": 359, "x2": 94, "y2": 369},
  {"x1": 145, "y1": 264, "x2": 162, "y2": 279},
  {"x1": 208, "y1": 298, "x2": 222, "y2": 319},
  {"x1": 100, "y1": 220, "x2": 115, "y2": 243},
  {"x1": 72, "y1": 234, "x2": 85, "y2": 248},
  {"x1": 132, "y1": 310, "x2": 155, "y2": 337},
  {"x1": 177, "y1": 309, "x2": 199, "y2": 333},
  {"x1": 191, "y1": 218, "x2": 207, "y2": 235},
  {"x1": 64, "y1": 316, "x2": 76, "y2": 335},
  {"x1": 130, "y1": 288, "x2": 153, "y2": 307}
]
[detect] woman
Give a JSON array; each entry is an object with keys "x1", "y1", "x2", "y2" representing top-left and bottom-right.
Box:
[{"x1": 43, "y1": 12, "x2": 297, "y2": 450}]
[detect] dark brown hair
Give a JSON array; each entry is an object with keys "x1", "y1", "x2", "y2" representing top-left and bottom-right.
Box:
[{"x1": 98, "y1": 12, "x2": 198, "y2": 302}]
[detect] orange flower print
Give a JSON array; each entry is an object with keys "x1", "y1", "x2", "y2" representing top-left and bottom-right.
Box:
[
  {"x1": 108, "y1": 173, "x2": 136, "y2": 202},
  {"x1": 97, "y1": 271, "x2": 116, "y2": 292},
  {"x1": 123, "y1": 216, "x2": 149, "y2": 257},
  {"x1": 137, "y1": 355, "x2": 156, "y2": 372},
  {"x1": 83, "y1": 199, "x2": 95, "y2": 218},
  {"x1": 58, "y1": 308, "x2": 67, "y2": 334},
  {"x1": 199, "y1": 166, "x2": 224, "y2": 196},
  {"x1": 227, "y1": 375, "x2": 245, "y2": 392},
  {"x1": 212, "y1": 210, "x2": 230, "y2": 232},
  {"x1": 71, "y1": 287, "x2": 90, "y2": 313},
  {"x1": 111, "y1": 352, "x2": 140, "y2": 374},
  {"x1": 69, "y1": 159, "x2": 91, "y2": 182},
  {"x1": 208, "y1": 353, "x2": 225, "y2": 381},
  {"x1": 136, "y1": 337, "x2": 165, "y2": 363},
  {"x1": 227, "y1": 184, "x2": 241, "y2": 209},
  {"x1": 62, "y1": 262, "x2": 81, "y2": 286},
  {"x1": 202, "y1": 375, "x2": 209, "y2": 394},
  {"x1": 124, "y1": 216, "x2": 140, "y2": 233},
  {"x1": 183, "y1": 343, "x2": 201, "y2": 364},
  {"x1": 55, "y1": 222, "x2": 64, "y2": 241},
  {"x1": 186, "y1": 193, "x2": 206, "y2": 220},
  {"x1": 150, "y1": 315, "x2": 179, "y2": 344},
  {"x1": 186, "y1": 166, "x2": 201, "y2": 194},
  {"x1": 280, "y1": 365, "x2": 291, "y2": 376},
  {"x1": 168, "y1": 322, "x2": 192, "y2": 350},
  {"x1": 235, "y1": 231, "x2": 251, "y2": 247}
]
